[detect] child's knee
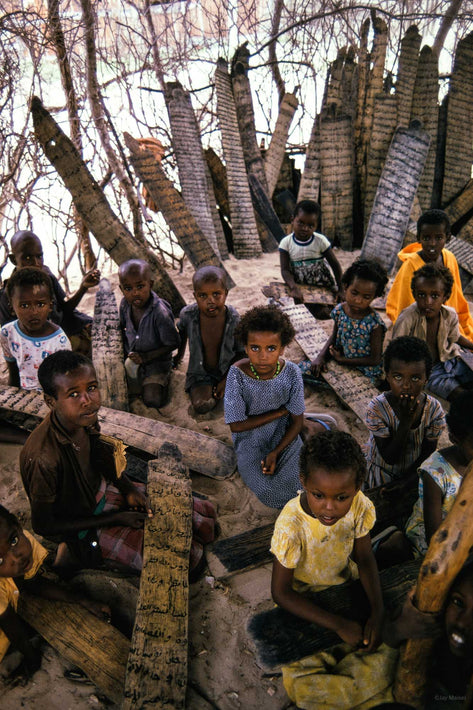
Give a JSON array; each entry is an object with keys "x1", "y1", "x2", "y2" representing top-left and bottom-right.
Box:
[
  {"x1": 142, "y1": 383, "x2": 169, "y2": 409},
  {"x1": 190, "y1": 385, "x2": 215, "y2": 413}
]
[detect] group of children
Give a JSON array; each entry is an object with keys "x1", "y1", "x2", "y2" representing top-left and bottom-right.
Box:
[{"x1": 1, "y1": 205, "x2": 473, "y2": 704}]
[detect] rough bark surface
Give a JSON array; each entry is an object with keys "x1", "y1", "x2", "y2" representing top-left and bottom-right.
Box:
[
  {"x1": 123, "y1": 445, "x2": 192, "y2": 709},
  {"x1": 265, "y1": 92, "x2": 298, "y2": 197},
  {"x1": 396, "y1": 25, "x2": 422, "y2": 128},
  {"x1": 411, "y1": 46, "x2": 439, "y2": 210},
  {"x1": 354, "y1": 17, "x2": 371, "y2": 208},
  {"x1": 204, "y1": 158, "x2": 229, "y2": 259}
]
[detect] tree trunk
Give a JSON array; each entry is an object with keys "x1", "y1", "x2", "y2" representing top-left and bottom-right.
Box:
[
  {"x1": 411, "y1": 45, "x2": 439, "y2": 210},
  {"x1": 297, "y1": 111, "x2": 320, "y2": 202},
  {"x1": 265, "y1": 92, "x2": 298, "y2": 197},
  {"x1": 432, "y1": 0, "x2": 464, "y2": 57},
  {"x1": 354, "y1": 16, "x2": 371, "y2": 212},
  {"x1": 30, "y1": 96, "x2": 184, "y2": 315},
  {"x1": 396, "y1": 25, "x2": 422, "y2": 129}
]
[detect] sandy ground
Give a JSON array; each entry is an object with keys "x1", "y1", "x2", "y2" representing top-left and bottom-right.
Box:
[{"x1": 0, "y1": 248, "x2": 377, "y2": 710}]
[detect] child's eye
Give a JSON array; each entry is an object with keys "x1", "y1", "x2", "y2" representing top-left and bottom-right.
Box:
[
  {"x1": 451, "y1": 595, "x2": 464, "y2": 609},
  {"x1": 69, "y1": 392, "x2": 79, "y2": 398},
  {"x1": 0, "y1": 557, "x2": 3, "y2": 566},
  {"x1": 10, "y1": 535, "x2": 18, "y2": 547},
  {"x1": 250, "y1": 345, "x2": 259, "y2": 352},
  {"x1": 337, "y1": 496, "x2": 349, "y2": 501},
  {"x1": 311, "y1": 492, "x2": 323, "y2": 499},
  {"x1": 267, "y1": 346, "x2": 276, "y2": 352},
  {"x1": 411, "y1": 376, "x2": 421, "y2": 382},
  {"x1": 392, "y1": 374, "x2": 402, "y2": 381},
  {"x1": 88, "y1": 385, "x2": 98, "y2": 392}
]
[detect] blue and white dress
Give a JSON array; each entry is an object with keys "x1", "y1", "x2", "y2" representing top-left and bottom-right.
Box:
[{"x1": 224, "y1": 360, "x2": 305, "y2": 509}]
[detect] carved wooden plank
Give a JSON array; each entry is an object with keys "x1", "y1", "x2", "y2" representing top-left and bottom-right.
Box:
[
  {"x1": 0, "y1": 387, "x2": 236, "y2": 479},
  {"x1": 30, "y1": 96, "x2": 184, "y2": 317},
  {"x1": 92, "y1": 278, "x2": 128, "y2": 411},
  {"x1": 361, "y1": 122, "x2": 431, "y2": 272},
  {"x1": 297, "y1": 112, "x2": 320, "y2": 202},
  {"x1": 354, "y1": 17, "x2": 370, "y2": 208},
  {"x1": 123, "y1": 445, "x2": 192, "y2": 709},
  {"x1": 18, "y1": 593, "x2": 128, "y2": 703},
  {"x1": 265, "y1": 92, "x2": 298, "y2": 197},
  {"x1": 204, "y1": 157, "x2": 229, "y2": 259},
  {"x1": 396, "y1": 25, "x2": 422, "y2": 128},
  {"x1": 444, "y1": 179, "x2": 473, "y2": 229},
  {"x1": 124, "y1": 132, "x2": 235, "y2": 289},
  {"x1": 248, "y1": 173, "x2": 285, "y2": 244},
  {"x1": 447, "y1": 235, "x2": 473, "y2": 275}
]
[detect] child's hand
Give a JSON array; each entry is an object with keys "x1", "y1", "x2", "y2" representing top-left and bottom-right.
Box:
[
  {"x1": 262, "y1": 450, "x2": 278, "y2": 475},
  {"x1": 81, "y1": 268, "x2": 101, "y2": 290},
  {"x1": 288, "y1": 285, "x2": 303, "y2": 301},
  {"x1": 335, "y1": 289, "x2": 344, "y2": 303},
  {"x1": 361, "y1": 611, "x2": 384, "y2": 652},
  {"x1": 172, "y1": 355, "x2": 182, "y2": 369},
  {"x1": 398, "y1": 394, "x2": 419, "y2": 420},
  {"x1": 125, "y1": 489, "x2": 153, "y2": 517},
  {"x1": 328, "y1": 345, "x2": 343, "y2": 362},
  {"x1": 393, "y1": 589, "x2": 442, "y2": 642},
  {"x1": 79, "y1": 599, "x2": 112, "y2": 622},
  {"x1": 311, "y1": 355, "x2": 327, "y2": 377},
  {"x1": 335, "y1": 618, "x2": 364, "y2": 648},
  {"x1": 213, "y1": 379, "x2": 226, "y2": 400},
  {"x1": 128, "y1": 351, "x2": 144, "y2": 365},
  {"x1": 113, "y1": 510, "x2": 148, "y2": 528},
  {"x1": 6, "y1": 649, "x2": 42, "y2": 686}
]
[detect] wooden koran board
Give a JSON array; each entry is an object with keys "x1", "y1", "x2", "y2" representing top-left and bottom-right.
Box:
[
  {"x1": 459, "y1": 349, "x2": 473, "y2": 372},
  {"x1": 247, "y1": 559, "x2": 421, "y2": 669},
  {"x1": 262, "y1": 281, "x2": 336, "y2": 305},
  {"x1": 0, "y1": 387, "x2": 236, "y2": 479},
  {"x1": 448, "y1": 236, "x2": 473, "y2": 276}
]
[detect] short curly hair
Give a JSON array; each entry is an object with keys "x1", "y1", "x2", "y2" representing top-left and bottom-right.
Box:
[
  {"x1": 411, "y1": 263, "x2": 454, "y2": 301},
  {"x1": 293, "y1": 200, "x2": 320, "y2": 219},
  {"x1": 341, "y1": 259, "x2": 389, "y2": 298},
  {"x1": 446, "y1": 391, "x2": 473, "y2": 442},
  {"x1": 417, "y1": 209, "x2": 450, "y2": 237},
  {"x1": 38, "y1": 351, "x2": 95, "y2": 398},
  {"x1": 235, "y1": 305, "x2": 295, "y2": 347},
  {"x1": 299, "y1": 430, "x2": 366, "y2": 487},
  {"x1": 6, "y1": 266, "x2": 53, "y2": 300},
  {"x1": 383, "y1": 336, "x2": 433, "y2": 378}
]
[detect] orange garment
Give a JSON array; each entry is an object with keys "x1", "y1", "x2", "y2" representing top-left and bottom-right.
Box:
[{"x1": 386, "y1": 242, "x2": 473, "y2": 339}]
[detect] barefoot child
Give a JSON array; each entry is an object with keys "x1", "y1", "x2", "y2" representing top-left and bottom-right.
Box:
[
  {"x1": 393, "y1": 263, "x2": 473, "y2": 401},
  {"x1": 175, "y1": 265, "x2": 243, "y2": 414},
  {"x1": 365, "y1": 336, "x2": 445, "y2": 490},
  {"x1": 0, "y1": 267, "x2": 71, "y2": 389},
  {"x1": 311, "y1": 259, "x2": 388, "y2": 383},
  {"x1": 271, "y1": 430, "x2": 383, "y2": 651},
  {"x1": 0, "y1": 505, "x2": 109, "y2": 680},
  {"x1": 118, "y1": 259, "x2": 180, "y2": 409}
]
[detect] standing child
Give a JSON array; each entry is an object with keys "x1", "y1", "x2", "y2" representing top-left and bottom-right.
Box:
[
  {"x1": 386, "y1": 209, "x2": 473, "y2": 339},
  {"x1": 0, "y1": 267, "x2": 71, "y2": 389},
  {"x1": 311, "y1": 259, "x2": 388, "y2": 383},
  {"x1": 393, "y1": 263, "x2": 473, "y2": 401},
  {"x1": 119, "y1": 259, "x2": 180, "y2": 409},
  {"x1": 271, "y1": 430, "x2": 383, "y2": 651},
  {"x1": 175, "y1": 265, "x2": 243, "y2": 414},
  {"x1": 279, "y1": 199, "x2": 343, "y2": 302},
  {"x1": 365, "y1": 336, "x2": 446, "y2": 490}
]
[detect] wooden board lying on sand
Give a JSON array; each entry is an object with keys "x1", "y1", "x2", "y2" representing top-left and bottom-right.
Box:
[
  {"x1": 247, "y1": 559, "x2": 421, "y2": 669},
  {"x1": 0, "y1": 387, "x2": 236, "y2": 479}
]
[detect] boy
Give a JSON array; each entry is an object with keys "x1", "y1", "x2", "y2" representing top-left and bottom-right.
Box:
[
  {"x1": 174, "y1": 265, "x2": 243, "y2": 414},
  {"x1": 0, "y1": 267, "x2": 71, "y2": 389},
  {"x1": 118, "y1": 259, "x2": 179, "y2": 409},
  {"x1": 20, "y1": 351, "x2": 152, "y2": 574},
  {"x1": 279, "y1": 200, "x2": 343, "y2": 303},
  {"x1": 386, "y1": 209, "x2": 473, "y2": 338},
  {"x1": 393, "y1": 264, "x2": 473, "y2": 401},
  {"x1": 0, "y1": 230, "x2": 100, "y2": 355}
]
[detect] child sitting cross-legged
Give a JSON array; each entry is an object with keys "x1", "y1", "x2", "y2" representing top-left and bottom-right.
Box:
[
  {"x1": 271, "y1": 430, "x2": 384, "y2": 651},
  {"x1": 393, "y1": 263, "x2": 473, "y2": 401}
]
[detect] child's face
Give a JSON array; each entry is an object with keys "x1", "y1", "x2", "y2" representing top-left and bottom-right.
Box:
[
  {"x1": 193, "y1": 279, "x2": 228, "y2": 318},
  {"x1": 45, "y1": 364, "x2": 101, "y2": 433},
  {"x1": 300, "y1": 466, "x2": 358, "y2": 525},
  {"x1": 418, "y1": 223, "x2": 448, "y2": 262},
  {"x1": 0, "y1": 521, "x2": 33, "y2": 578},
  {"x1": 413, "y1": 277, "x2": 447, "y2": 320},
  {"x1": 292, "y1": 210, "x2": 318, "y2": 242},
  {"x1": 386, "y1": 358, "x2": 427, "y2": 400},
  {"x1": 10, "y1": 283, "x2": 52, "y2": 336},
  {"x1": 119, "y1": 269, "x2": 153, "y2": 309},
  {"x1": 344, "y1": 277, "x2": 378, "y2": 316},
  {"x1": 10, "y1": 236, "x2": 44, "y2": 270},
  {"x1": 245, "y1": 330, "x2": 284, "y2": 378},
  {"x1": 445, "y1": 575, "x2": 473, "y2": 659}
]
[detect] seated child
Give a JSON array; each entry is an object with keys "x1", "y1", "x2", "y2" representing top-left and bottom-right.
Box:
[
  {"x1": 279, "y1": 199, "x2": 343, "y2": 302},
  {"x1": 0, "y1": 267, "x2": 71, "y2": 389},
  {"x1": 386, "y1": 209, "x2": 473, "y2": 339},
  {"x1": 118, "y1": 258, "x2": 179, "y2": 409},
  {"x1": 175, "y1": 265, "x2": 243, "y2": 414},
  {"x1": 0, "y1": 230, "x2": 100, "y2": 355},
  {"x1": 405, "y1": 391, "x2": 473, "y2": 557},
  {"x1": 365, "y1": 336, "x2": 445, "y2": 490},
  {"x1": 271, "y1": 430, "x2": 383, "y2": 651},
  {"x1": 393, "y1": 263, "x2": 473, "y2": 401},
  {"x1": 311, "y1": 258, "x2": 389, "y2": 383},
  {"x1": 0, "y1": 504, "x2": 109, "y2": 680}
]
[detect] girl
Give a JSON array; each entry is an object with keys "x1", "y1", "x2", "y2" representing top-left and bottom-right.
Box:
[
  {"x1": 365, "y1": 336, "x2": 446, "y2": 490},
  {"x1": 224, "y1": 305, "x2": 305, "y2": 509},
  {"x1": 271, "y1": 430, "x2": 383, "y2": 650},
  {"x1": 406, "y1": 391, "x2": 473, "y2": 556},
  {"x1": 311, "y1": 258, "x2": 388, "y2": 383}
]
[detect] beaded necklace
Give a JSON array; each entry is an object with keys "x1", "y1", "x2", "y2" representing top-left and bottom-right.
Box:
[{"x1": 249, "y1": 360, "x2": 281, "y2": 380}]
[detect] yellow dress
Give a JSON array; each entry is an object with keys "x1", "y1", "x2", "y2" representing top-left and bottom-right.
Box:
[
  {"x1": 385, "y1": 243, "x2": 473, "y2": 339},
  {"x1": 0, "y1": 530, "x2": 47, "y2": 662}
]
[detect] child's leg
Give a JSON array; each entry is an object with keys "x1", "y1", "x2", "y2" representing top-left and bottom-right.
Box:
[
  {"x1": 141, "y1": 372, "x2": 170, "y2": 409},
  {"x1": 427, "y1": 360, "x2": 463, "y2": 401},
  {"x1": 373, "y1": 529, "x2": 413, "y2": 570},
  {"x1": 189, "y1": 384, "x2": 217, "y2": 413}
]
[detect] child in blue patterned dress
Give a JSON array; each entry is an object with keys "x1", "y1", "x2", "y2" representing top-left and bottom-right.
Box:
[
  {"x1": 224, "y1": 306, "x2": 305, "y2": 509},
  {"x1": 311, "y1": 259, "x2": 388, "y2": 383}
]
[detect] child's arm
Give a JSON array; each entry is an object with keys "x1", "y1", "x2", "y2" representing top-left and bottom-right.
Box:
[
  {"x1": 62, "y1": 268, "x2": 100, "y2": 312},
  {"x1": 311, "y1": 322, "x2": 337, "y2": 376},
  {"x1": 280, "y1": 251, "x2": 303, "y2": 301},
  {"x1": 173, "y1": 330, "x2": 187, "y2": 367},
  {"x1": 330, "y1": 324, "x2": 384, "y2": 368},
  {"x1": 262, "y1": 413, "x2": 304, "y2": 475},
  {"x1": 422, "y1": 472, "x2": 443, "y2": 545},
  {"x1": 128, "y1": 344, "x2": 176, "y2": 365},
  {"x1": 229, "y1": 407, "x2": 289, "y2": 433},
  {"x1": 323, "y1": 248, "x2": 343, "y2": 299},
  {"x1": 457, "y1": 334, "x2": 473, "y2": 350},
  {"x1": 6, "y1": 359, "x2": 20, "y2": 387},
  {"x1": 0, "y1": 605, "x2": 42, "y2": 676},
  {"x1": 352, "y1": 534, "x2": 384, "y2": 651},
  {"x1": 271, "y1": 559, "x2": 364, "y2": 647},
  {"x1": 19, "y1": 575, "x2": 110, "y2": 621}
]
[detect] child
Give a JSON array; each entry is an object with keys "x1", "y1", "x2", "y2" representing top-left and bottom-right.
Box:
[
  {"x1": 405, "y1": 391, "x2": 473, "y2": 556},
  {"x1": 311, "y1": 259, "x2": 388, "y2": 383},
  {"x1": 0, "y1": 504, "x2": 109, "y2": 680},
  {"x1": 175, "y1": 265, "x2": 243, "y2": 414},
  {"x1": 365, "y1": 336, "x2": 446, "y2": 489},
  {"x1": 0, "y1": 230, "x2": 100, "y2": 355},
  {"x1": 279, "y1": 199, "x2": 343, "y2": 302},
  {"x1": 386, "y1": 209, "x2": 473, "y2": 339},
  {"x1": 393, "y1": 263, "x2": 473, "y2": 401},
  {"x1": 0, "y1": 267, "x2": 71, "y2": 390},
  {"x1": 271, "y1": 430, "x2": 383, "y2": 651},
  {"x1": 118, "y1": 258, "x2": 180, "y2": 409},
  {"x1": 224, "y1": 305, "x2": 305, "y2": 509}
]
